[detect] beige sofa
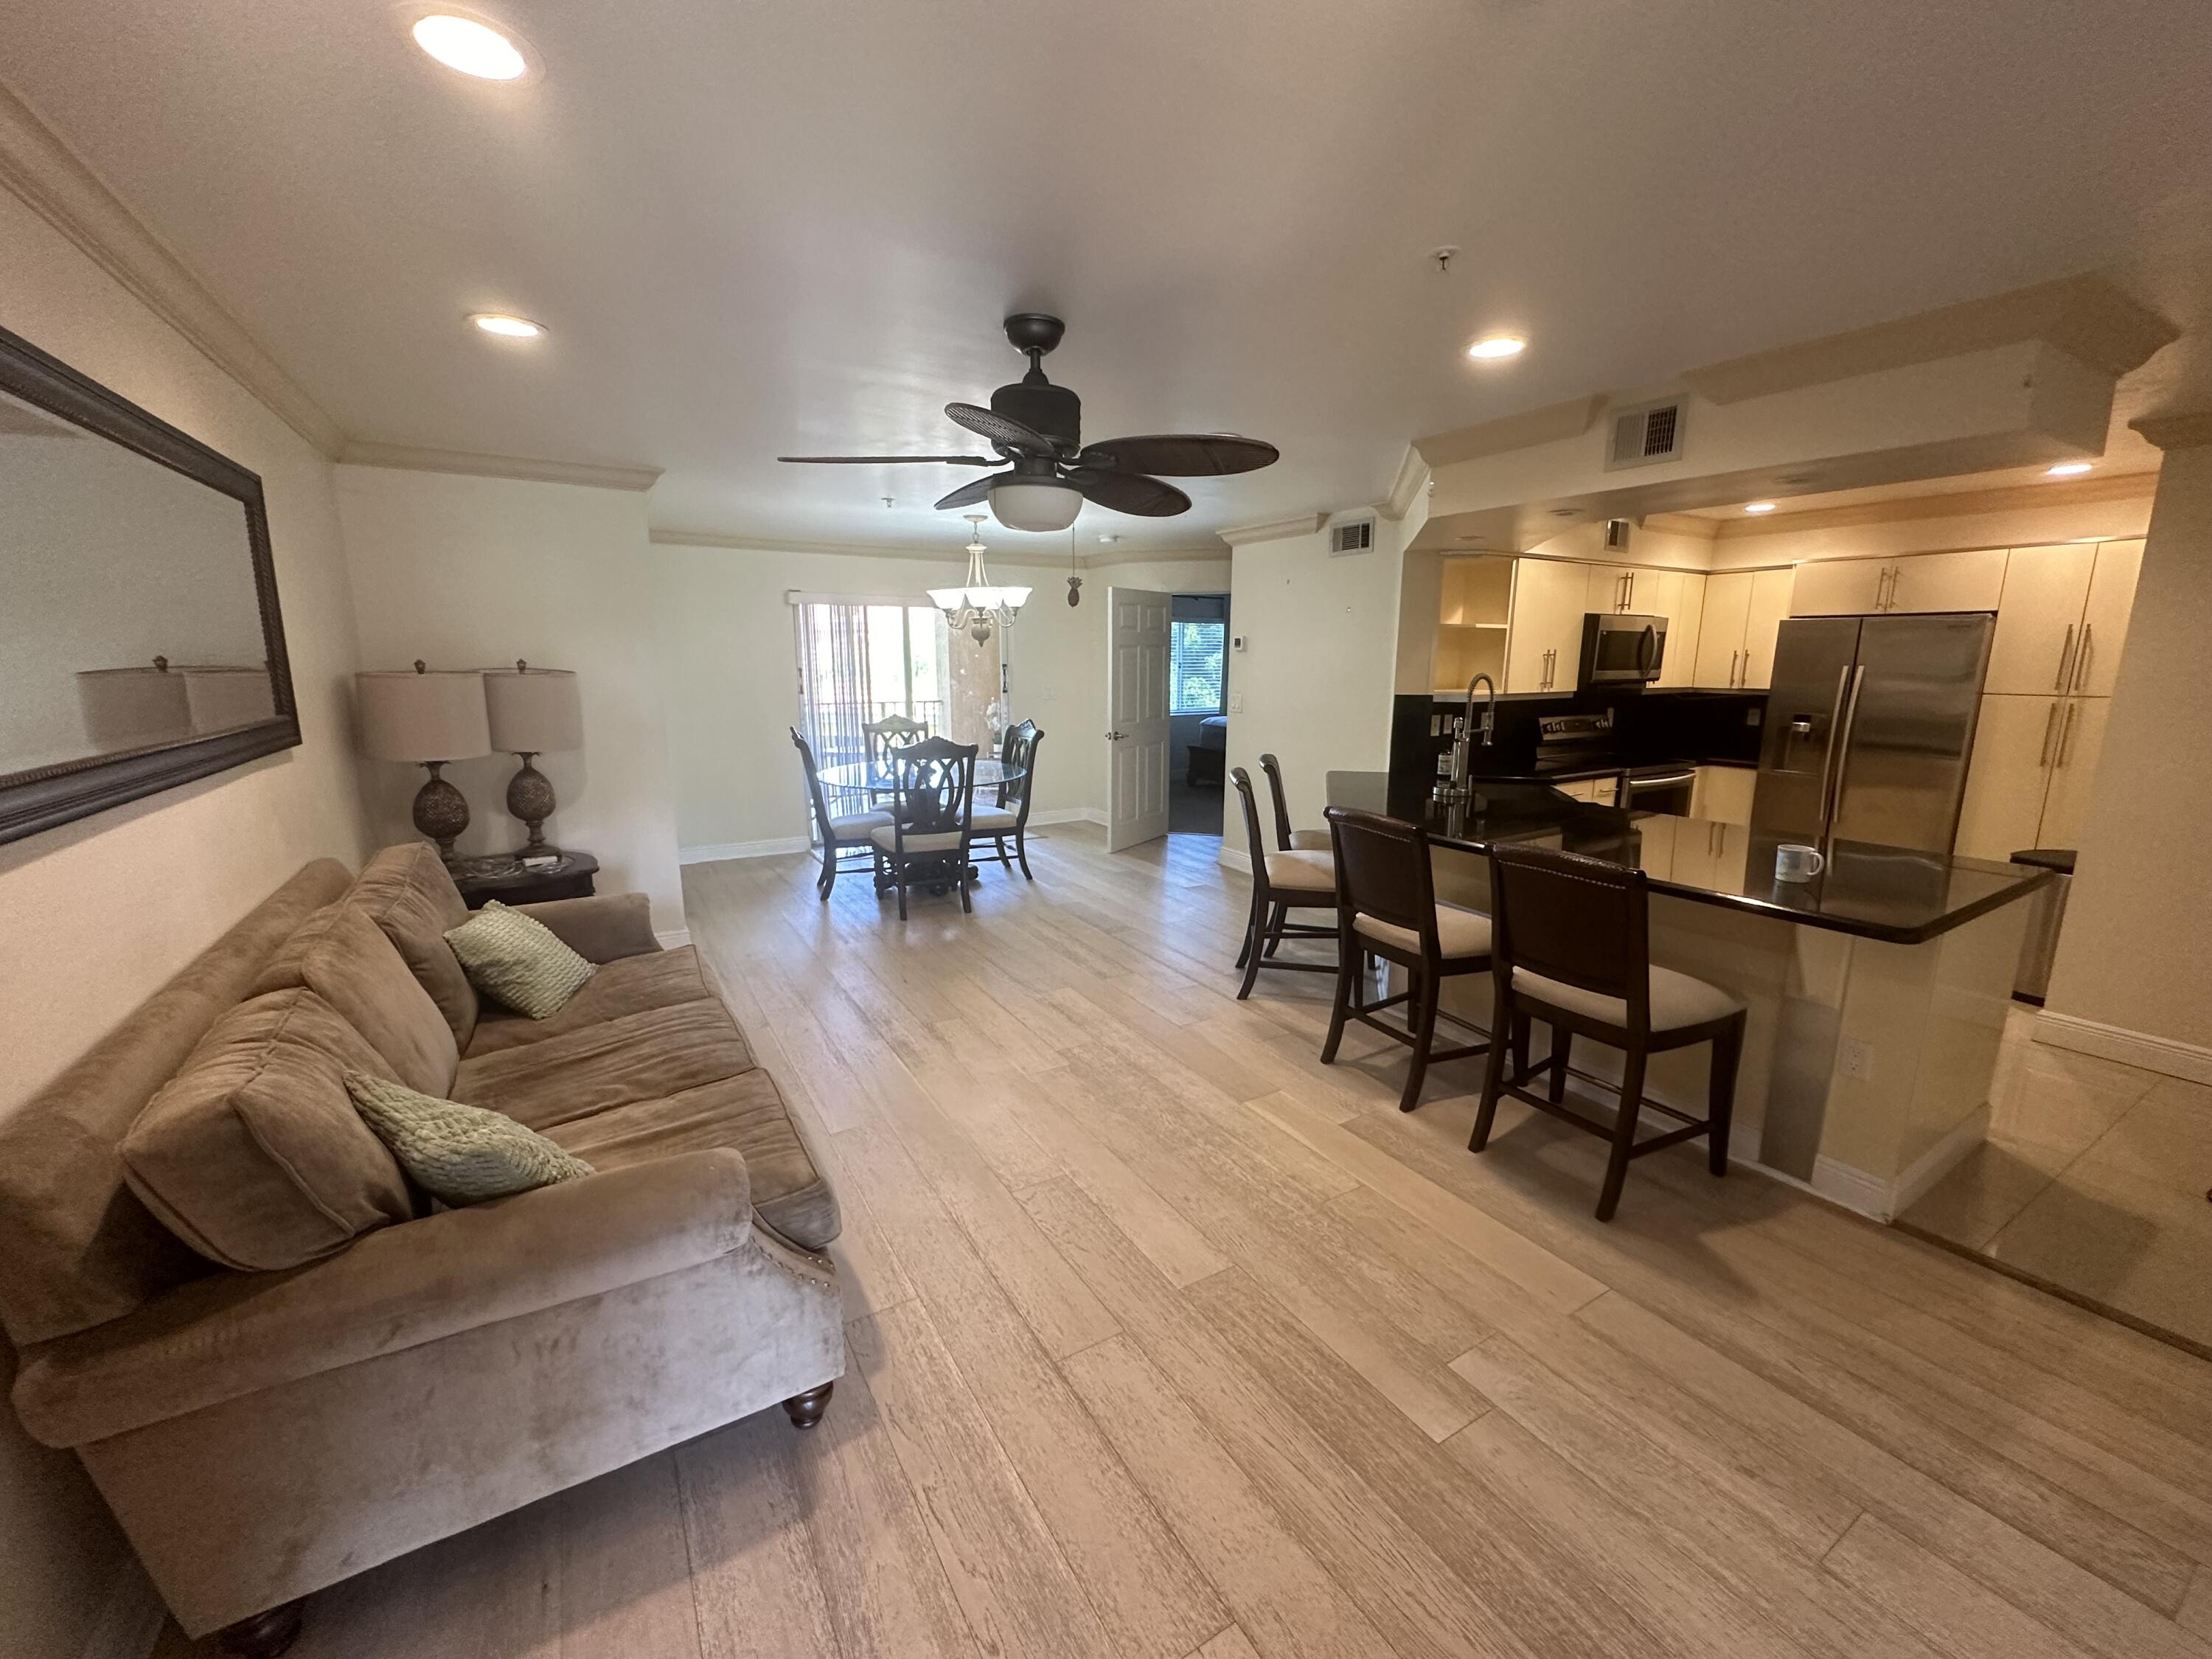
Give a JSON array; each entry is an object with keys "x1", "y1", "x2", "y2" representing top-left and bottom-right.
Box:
[{"x1": 0, "y1": 845, "x2": 844, "y2": 1655}]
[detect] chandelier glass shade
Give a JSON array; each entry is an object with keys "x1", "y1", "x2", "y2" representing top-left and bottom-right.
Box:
[{"x1": 928, "y1": 522, "x2": 1032, "y2": 644}]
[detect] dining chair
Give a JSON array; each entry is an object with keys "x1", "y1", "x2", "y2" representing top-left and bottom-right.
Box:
[
  {"x1": 1470, "y1": 842, "x2": 1747, "y2": 1222},
  {"x1": 973, "y1": 720, "x2": 1043, "y2": 878},
  {"x1": 863, "y1": 713, "x2": 930, "y2": 782},
  {"x1": 1319, "y1": 807, "x2": 1498, "y2": 1113},
  {"x1": 790, "y1": 727, "x2": 889, "y2": 900},
  {"x1": 1229, "y1": 766, "x2": 1340, "y2": 999},
  {"x1": 871, "y1": 736, "x2": 978, "y2": 919}
]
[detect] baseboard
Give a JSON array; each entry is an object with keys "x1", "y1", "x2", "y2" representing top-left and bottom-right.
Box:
[
  {"x1": 80, "y1": 1555, "x2": 165, "y2": 1659},
  {"x1": 654, "y1": 928, "x2": 692, "y2": 950},
  {"x1": 1889, "y1": 1103, "x2": 1991, "y2": 1217},
  {"x1": 678, "y1": 836, "x2": 810, "y2": 865},
  {"x1": 1217, "y1": 844, "x2": 1253, "y2": 877},
  {"x1": 2032, "y1": 1009, "x2": 2212, "y2": 1085},
  {"x1": 1030, "y1": 807, "x2": 1107, "y2": 827},
  {"x1": 1809, "y1": 1155, "x2": 1893, "y2": 1221}
]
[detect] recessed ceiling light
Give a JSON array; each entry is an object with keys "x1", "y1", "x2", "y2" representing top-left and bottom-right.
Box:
[
  {"x1": 2046, "y1": 461, "x2": 2093, "y2": 478},
  {"x1": 1467, "y1": 335, "x2": 1527, "y2": 361},
  {"x1": 1743, "y1": 501, "x2": 1778, "y2": 515},
  {"x1": 411, "y1": 14, "x2": 530, "y2": 80},
  {"x1": 469, "y1": 313, "x2": 544, "y2": 339}
]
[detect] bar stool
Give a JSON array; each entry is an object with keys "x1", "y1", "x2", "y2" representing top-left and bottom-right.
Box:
[
  {"x1": 1470, "y1": 842, "x2": 1747, "y2": 1222},
  {"x1": 1229, "y1": 766, "x2": 1340, "y2": 999},
  {"x1": 1320, "y1": 807, "x2": 1498, "y2": 1114},
  {"x1": 1258, "y1": 752, "x2": 1330, "y2": 852}
]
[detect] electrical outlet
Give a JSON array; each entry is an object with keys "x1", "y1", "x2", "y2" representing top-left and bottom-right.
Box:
[{"x1": 1837, "y1": 1037, "x2": 1875, "y2": 1082}]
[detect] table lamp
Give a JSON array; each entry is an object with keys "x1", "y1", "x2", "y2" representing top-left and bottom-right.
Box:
[
  {"x1": 355, "y1": 662, "x2": 491, "y2": 863},
  {"x1": 484, "y1": 661, "x2": 582, "y2": 857}
]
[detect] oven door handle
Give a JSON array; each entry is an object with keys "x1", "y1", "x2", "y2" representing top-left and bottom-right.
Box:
[{"x1": 1628, "y1": 770, "x2": 1697, "y2": 792}]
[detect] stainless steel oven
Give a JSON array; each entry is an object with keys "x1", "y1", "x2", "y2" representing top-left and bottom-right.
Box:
[
  {"x1": 1579, "y1": 611, "x2": 1667, "y2": 685},
  {"x1": 1622, "y1": 765, "x2": 1696, "y2": 815}
]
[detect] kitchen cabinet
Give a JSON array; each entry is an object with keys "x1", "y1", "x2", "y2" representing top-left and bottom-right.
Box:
[
  {"x1": 1503, "y1": 559, "x2": 1586, "y2": 693},
  {"x1": 2035, "y1": 696, "x2": 2111, "y2": 849},
  {"x1": 1954, "y1": 691, "x2": 2110, "y2": 860},
  {"x1": 1791, "y1": 549, "x2": 2006, "y2": 616},
  {"x1": 1693, "y1": 567, "x2": 1793, "y2": 688},
  {"x1": 1554, "y1": 775, "x2": 1618, "y2": 804},
  {"x1": 1691, "y1": 765, "x2": 1756, "y2": 826},
  {"x1": 2073, "y1": 539, "x2": 2142, "y2": 698},
  {"x1": 1658, "y1": 571, "x2": 1705, "y2": 689},
  {"x1": 1986, "y1": 543, "x2": 2096, "y2": 695},
  {"x1": 1667, "y1": 818, "x2": 1748, "y2": 890},
  {"x1": 1633, "y1": 812, "x2": 1677, "y2": 880}
]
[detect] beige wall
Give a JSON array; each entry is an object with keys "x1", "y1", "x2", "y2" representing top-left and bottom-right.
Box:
[
  {"x1": 2042, "y1": 441, "x2": 2212, "y2": 1070},
  {"x1": 0, "y1": 188, "x2": 369, "y2": 1657},
  {"x1": 648, "y1": 540, "x2": 1230, "y2": 856},
  {"x1": 335, "y1": 467, "x2": 686, "y2": 937}
]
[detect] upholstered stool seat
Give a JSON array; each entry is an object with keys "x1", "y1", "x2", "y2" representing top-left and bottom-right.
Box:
[
  {"x1": 1512, "y1": 964, "x2": 1741, "y2": 1032},
  {"x1": 1356, "y1": 903, "x2": 1491, "y2": 962},
  {"x1": 1263, "y1": 849, "x2": 1337, "y2": 892}
]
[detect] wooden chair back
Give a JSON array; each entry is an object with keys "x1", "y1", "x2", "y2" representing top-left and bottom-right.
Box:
[
  {"x1": 1000, "y1": 721, "x2": 1043, "y2": 821},
  {"x1": 1230, "y1": 767, "x2": 1272, "y2": 875},
  {"x1": 790, "y1": 727, "x2": 839, "y2": 841},
  {"x1": 886, "y1": 737, "x2": 977, "y2": 855},
  {"x1": 1258, "y1": 752, "x2": 1296, "y2": 851},
  {"x1": 1487, "y1": 843, "x2": 1651, "y2": 1031},
  {"x1": 864, "y1": 714, "x2": 931, "y2": 777},
  {"x1": 1324, "y1": 808, "x2": 1439, "y2": 954}
]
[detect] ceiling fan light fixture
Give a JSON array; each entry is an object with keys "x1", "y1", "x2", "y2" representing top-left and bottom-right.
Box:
[{"x1": 990, "y1": 480, "x2": 1082, "y2": 533}]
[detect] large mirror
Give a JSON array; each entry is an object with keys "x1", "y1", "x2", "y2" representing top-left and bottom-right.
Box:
[{"x1": 0, "y1": 322, "x2": 298, "y2": 845}]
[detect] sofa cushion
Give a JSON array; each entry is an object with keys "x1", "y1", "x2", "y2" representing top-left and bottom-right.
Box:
[
  {"x1": 452, "y1": 1001, "x2": 757, "y2": 1132},
  {"x1": 346, "y1": 1072, "x2": 595, "y2": 1205},
  {"x1": 463, "y1": 946, "x2": 720, "y2": 1059},
  {"x1": 544, "y1": 1071, "x2": 840, "y2": 1250},
  {"x1": 119, "y1": 990, "x2": 416, "y2": 1272},
  {"x1": 251, "y1": 902, "x2": 459, "y2": 1096},
  {"x1": 347, "y1": 844, "x2": 480, "y2": 1050},
  {"x1": 445, "y1": 902, "x2": 597, "y2": 1020}
]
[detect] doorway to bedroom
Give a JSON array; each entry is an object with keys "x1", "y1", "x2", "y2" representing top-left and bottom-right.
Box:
[{"x1": 1167, "y1": 592, "x2": 1229, "y2": 838}]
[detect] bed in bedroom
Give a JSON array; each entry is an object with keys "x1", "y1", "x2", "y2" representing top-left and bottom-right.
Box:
[{"x1": 1187, "y1": 714, "x2": 1228, "y2": 786}]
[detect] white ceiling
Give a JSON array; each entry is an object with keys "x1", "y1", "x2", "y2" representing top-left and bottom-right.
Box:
[{"x1": 7, "y1": 1, "x2": 2212, "y2": 553}]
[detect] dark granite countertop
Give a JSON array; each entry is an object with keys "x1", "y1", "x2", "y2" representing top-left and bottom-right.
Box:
[{"x1": 1411, "y1": 782, "x2": 2049, "y2": 945}]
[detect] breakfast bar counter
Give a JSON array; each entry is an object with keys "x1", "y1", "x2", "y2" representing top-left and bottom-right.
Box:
[{"x1": 1354, "y1": 780, "x2": 2050, "y2": 1220}]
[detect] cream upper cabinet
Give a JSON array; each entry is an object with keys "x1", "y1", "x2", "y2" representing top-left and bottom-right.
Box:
[
  {"x1": 1504, "y1": 559, "x2": 1589, "y2": 694},
  {"x1": 1789, "y1": 557, "x2": 1888, "y2": 616},
  {"x1": 1888, "y1": 547, "x2": 2006, "y2": 613},
  {"x1": 1658, "y1": 571, "x2": 1705, "y2": 688},
  {"x1": 1740, "y1": 568, "x2": 1795, "y2": 688},
  {"x1": 2035, "y1": 696, "x2": 2111, "y2": 850},
  {"x1": 1692, "y1": 571, "x2": 1753, "y2": 687},
  {"x1": 1954, "y1": 693, "x2": 2062, "y2": 861},
  {"x1": 1986, "y1": 543, "x2": 2095, "y2": 695},
  {"x1": 1585, "y1": 564, "x2": 1630, "y2": 613},
  {"x1": 2073, "y1": 540, "x2": 2142, "y2": 698}
]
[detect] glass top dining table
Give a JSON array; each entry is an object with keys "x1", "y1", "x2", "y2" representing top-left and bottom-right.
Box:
[{"x1": 816, "y1": 758, "x2": 1026, "y2": 793}]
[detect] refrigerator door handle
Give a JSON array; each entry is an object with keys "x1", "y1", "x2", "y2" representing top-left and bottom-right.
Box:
[
  {"x1": 1813, "y1": 664, "x2": 1853, "y2": 829},
  {"x1": 1824, "y1": 665, "x2": 1867, "y2": 849}
]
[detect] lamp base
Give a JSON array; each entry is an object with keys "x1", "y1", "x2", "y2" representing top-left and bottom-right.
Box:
[
  {"x1": 411, "y1": 762, "x2": 471, "y2": 863},
  {"x1": 505, "y1": 753, "x2": 560, "y2": 858}
]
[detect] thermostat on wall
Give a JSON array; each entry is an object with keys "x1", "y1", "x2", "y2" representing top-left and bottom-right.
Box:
[{"x1": 1231, "y1": 633, "x2": 1248, "y2": 652}]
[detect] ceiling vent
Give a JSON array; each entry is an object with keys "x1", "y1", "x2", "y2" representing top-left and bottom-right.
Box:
[
  {"x1": 1604, "y1": 398, "x2": 1686, "y2": 471},
  {"x1": 1328, "y1": 516, "x2": 1376, "y2": 556}
]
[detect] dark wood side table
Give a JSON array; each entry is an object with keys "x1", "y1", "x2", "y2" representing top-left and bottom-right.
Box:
[{"x1": 450, "y1": 851, "x2": 599, "y2": 910}]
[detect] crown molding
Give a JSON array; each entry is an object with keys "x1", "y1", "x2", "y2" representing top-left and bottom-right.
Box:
[
  {"x1": 1219, "y1": 512, "x2": 1325, "y2": 547},
  {"x1": 1083, "y1": 542, "x2": 1230, "y2": 570},
  {"x1": 1711, "y1": 468, "x2": 2157, "y2": 540},
  {"x1": 0, "y1": 83, "x2": 347, "y2": 459},
  {"x1": 650, "y1": 529, "x2": 1074, "y2": 567},
  {"x1": 2129, "y1": 411, "x2": 2212, "y2": 453},
  {"x1": 341, "y1": 441, "x2": 662, "y2": 492},
  {"x1": 1377, "y1": 446, "x2": 1431, "y2": 520},
  {"x1": 1686, "y1": 274, "x2": 2178, "y2": 407}
]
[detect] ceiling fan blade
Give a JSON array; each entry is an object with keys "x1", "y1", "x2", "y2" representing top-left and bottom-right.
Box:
[
  {"x1": 933, "y1": 472, "x2": 1007, "y2": 511},
  {"x1": 778, "y1": 453, "x2": 995, "y2": 465},
  {"x1": 1074, "y1": 434, "x2": 1280, "y2": 476},
  {"x1": 945, "y1": 402, "x2": 1059, "y2": 456},
  {"x1": 1065, "y1": 467, "x2": 1192, "y2": 518}
]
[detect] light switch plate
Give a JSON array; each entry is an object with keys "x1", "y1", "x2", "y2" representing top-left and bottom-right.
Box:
[
  {"x1": 1837, "y1": 1036, "x2": 1875, "y2": 1082},
  {"x1": 1228, "y1": 693, "x2": 1244, "y2": 714}
]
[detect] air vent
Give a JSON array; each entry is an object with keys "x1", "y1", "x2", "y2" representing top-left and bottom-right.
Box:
[
  {"x1": 1604, "y1": 398, "x2": 1686, "y2": 471},
  {"x1": 1328, "y1": 517, "x2": 1376, "y2": 556}
]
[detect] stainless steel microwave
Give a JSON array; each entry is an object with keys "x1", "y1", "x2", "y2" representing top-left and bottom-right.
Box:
[{"x1": 1580, "y1": 611, "x2": 1668, "y2": 684}]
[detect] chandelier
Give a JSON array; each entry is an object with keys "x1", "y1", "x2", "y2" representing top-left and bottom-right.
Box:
[{"x1": 928, "y1": 515, "x2": 1032, "y2": 644}]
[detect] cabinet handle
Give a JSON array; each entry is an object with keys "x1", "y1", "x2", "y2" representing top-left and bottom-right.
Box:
[
  {"x1": 2039, "y1": 701, "x2": 2059, "y2": 768},
  {"x1": 2053, "y1": 623, "x2": 2076, "y2": 691},
  {"x1": 1877, "y1": 566, "x2": 1893, "y2": 611},
  {"x1": 2057, "y1": 701, "x2": 2081, "y2": 768},
  {"x1": 1732, "y1": 647, "x2": 1743, "y2": 687},
  {"x1": 2073, "y1": 623, "x2": 2094, "y2": 692},
  {"x1": 1622, "y1": 572, "x2": 1634, "y2": 612}
]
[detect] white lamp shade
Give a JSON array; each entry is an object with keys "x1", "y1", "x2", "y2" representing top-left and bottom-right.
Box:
[
  {"x1": 484, "y1": 665, "x2": 582, "y2": 753},
  {"x1": 989, "y1": 479, "x2": 1082, "y2": 532},
  {"x1": 355, "y1": 669, "x2": 490, "y2": 762}
]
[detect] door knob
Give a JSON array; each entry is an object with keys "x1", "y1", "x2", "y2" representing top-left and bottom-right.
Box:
[{"x1": 1105, "y1": 730, "x2": 1124, "y2": 741}]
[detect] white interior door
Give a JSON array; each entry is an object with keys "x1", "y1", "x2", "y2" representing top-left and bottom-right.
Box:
[{"x1": 1106, "y1": 587, "x2": 1172, "y2": 852}]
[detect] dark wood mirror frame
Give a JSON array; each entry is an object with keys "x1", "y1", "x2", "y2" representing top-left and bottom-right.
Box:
[{"x1": 0, "y1": 321, "x2": 300, "y2": 846}]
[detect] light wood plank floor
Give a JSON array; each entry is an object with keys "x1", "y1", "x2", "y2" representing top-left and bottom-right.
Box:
[{"x1": 161, "y1": 825, "x2": 2212, "y2": 1658}]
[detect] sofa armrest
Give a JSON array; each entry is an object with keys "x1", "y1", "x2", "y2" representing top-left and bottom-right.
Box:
[
  {"x1": 13, "y1": 1150, "x2": 751, "y2": 1448},
  {"x1": 512, "y1": 891, "x2": 661, "y2": 961}
]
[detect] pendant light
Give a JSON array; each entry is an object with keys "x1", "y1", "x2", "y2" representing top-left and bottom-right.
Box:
[{"x1": 927, "y1": 515, "x2": 1032, "y2": 644}]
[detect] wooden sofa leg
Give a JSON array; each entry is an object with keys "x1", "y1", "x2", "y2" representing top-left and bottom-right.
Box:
[
  {"x1": 782, "y1": 1381, "x2": 834, "y2": 1431},
  {"x1": 218, "y1": 1599, "x2": 304, "y2": 1658}
]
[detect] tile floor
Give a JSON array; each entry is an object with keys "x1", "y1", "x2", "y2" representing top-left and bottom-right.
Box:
[{"x1": 1901, "y1": 1004, "x2": 2212, "y2": 1354}]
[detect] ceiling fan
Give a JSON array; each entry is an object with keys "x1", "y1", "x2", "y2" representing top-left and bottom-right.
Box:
[{"x1": 778, "y1": 313, "x2": 1280, "y2": 532}]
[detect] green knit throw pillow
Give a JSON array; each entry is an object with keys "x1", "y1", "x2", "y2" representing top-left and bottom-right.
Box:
[
  {"x1": 345, "y1": 1071, "x2": 594, "y2": 1205},
  {"x1": 443, "y1": 900, "x2": 595, "y2": 1019}
]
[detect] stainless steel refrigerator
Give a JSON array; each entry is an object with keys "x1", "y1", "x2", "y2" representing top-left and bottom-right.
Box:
[{"x1": 1750, "y1": 613, "x2": 1994, "y2": 855}]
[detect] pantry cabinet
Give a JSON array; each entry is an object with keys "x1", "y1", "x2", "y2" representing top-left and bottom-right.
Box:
[
  {"x1": 1985, "y1": 543, "x2": 2097, "y2": 695},
  {"x1": 1692, "y1": 567, "x2": 1793, "y2": 688},
  {"x1": 2073, "y1": 539, "x2": 2142, "y2": 698},
  {"x1": 1953, "y1": 692, "x2": 2112, "y2": 860}
]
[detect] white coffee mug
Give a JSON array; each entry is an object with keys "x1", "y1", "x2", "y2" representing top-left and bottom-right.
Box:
[{"x1": 1775, "y1": 843, "x2": 1826, "y2": 883}]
